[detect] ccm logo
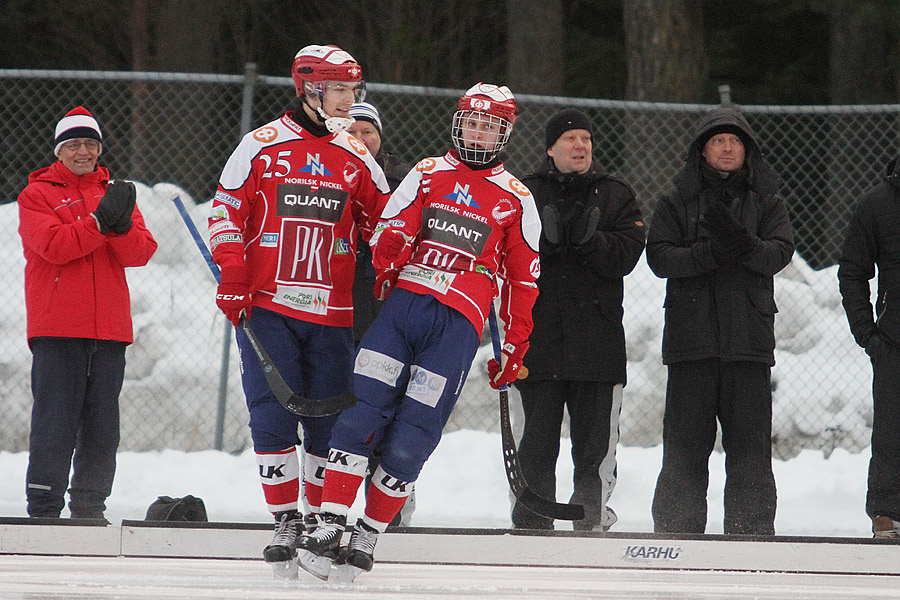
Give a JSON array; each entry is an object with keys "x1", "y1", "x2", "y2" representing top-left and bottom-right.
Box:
[{"x1": 216, "y1": 293, "x2": 246, "y2": 301}]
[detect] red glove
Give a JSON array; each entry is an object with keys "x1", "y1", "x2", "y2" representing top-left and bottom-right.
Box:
[
  {"x1": 216, "y1": 267, "x2": 251, "y2": 327},
  {"x1": 374, "y1": 269, "x2": 400, "y2": 301},
  {"x1": 487, "y1": 343, "x2": 527, "y2": 390},
  {"x1": 372, "y1": 227, "x2": 413, "y2": 270}
]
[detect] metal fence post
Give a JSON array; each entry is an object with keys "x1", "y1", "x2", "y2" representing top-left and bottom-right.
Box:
[{"x1": 213, "y1": 62, "x2": 259, "y2": 451}]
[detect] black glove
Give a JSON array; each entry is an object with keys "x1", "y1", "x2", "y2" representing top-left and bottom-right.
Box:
[
  {"x1": 865, "y1": 333, "x2": 883, "y2": 362},
  {"x1": 710, "y1": 231, "x2": 756, "y2": 266},
  {"x1": 569, "y1": 205, "x2": 601, "y2": 249},
  {"x1": 541, "y1": 204, "x2": 562, "y2": 252},
  {"x1": 94, "y1": 181, "x2": 136, "y2": 234},
  {"x1": 701, "y1": 201, "x2": 744, "y2": 238},
  {"x1": 111, "y1": 203, "x2": 134, "y2": 234}
]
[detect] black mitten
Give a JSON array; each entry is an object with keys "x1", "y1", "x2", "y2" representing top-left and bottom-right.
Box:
[
  {"x1": 95, "y1": 181, "x2": 136, "y2": 234},
  {"x1": 541, "y1": 204, "x2": 562, "y2": 249},
  {"x1": 711, "y1": 231, "x2": 756, "y2": 266},
  {"x1": 701, "y1": 201, "x2": 744, "y2": 238},
  {"x1": 569, "y1": 205, "x2": 601, "y2": 248}
]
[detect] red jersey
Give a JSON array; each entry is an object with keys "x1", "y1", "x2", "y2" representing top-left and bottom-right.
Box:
[
  {"x1": 210, "y1": 111, "x2": 390, "y2": 327},
  {"x1": 373, "y1": 151, "x2": 541, "y2": 349}
]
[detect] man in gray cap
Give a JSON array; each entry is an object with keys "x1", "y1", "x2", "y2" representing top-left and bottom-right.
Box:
[
  {"x1": 646, "y1": 106, "x2": 793, "y2": 535},
  {"x1": 513, "y1": 108, "x2": 645, "y2": 532}
]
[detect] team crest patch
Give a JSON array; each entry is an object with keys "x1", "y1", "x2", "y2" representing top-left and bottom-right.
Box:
[
  {"x1": 406, "y1": 365, "x2": 446, "y2": 408},
  {"x1": 492, "y1": 199, "x2": 515, "y2": 224},
  {"x1": 343, "y1": 162, "x2": 361, "y2": 185}
]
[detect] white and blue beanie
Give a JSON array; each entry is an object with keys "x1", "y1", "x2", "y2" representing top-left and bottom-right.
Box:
[{"x1": 349, "y1": 102, "x2": 382, "y2": 133}]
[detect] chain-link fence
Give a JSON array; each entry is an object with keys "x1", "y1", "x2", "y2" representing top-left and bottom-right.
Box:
[{"x1": 0, "y1": 66, "x2": 893, "y2": 458}]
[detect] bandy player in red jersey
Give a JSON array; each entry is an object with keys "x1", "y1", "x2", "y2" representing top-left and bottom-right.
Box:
[
  {"x1": 207, "y1": 44, "x2": 389, "y2": 577},
  {"x1": 296, "y1": 83, "x2": 541, "y2": 581}
]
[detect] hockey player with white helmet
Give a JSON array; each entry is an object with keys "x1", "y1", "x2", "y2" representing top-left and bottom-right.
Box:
[
  {"x1": 296, "y1": 82, "x2": 541, "y2": 581},
  {"x1": 208, "y1": 44, "x2": 389, "y2": 579}
]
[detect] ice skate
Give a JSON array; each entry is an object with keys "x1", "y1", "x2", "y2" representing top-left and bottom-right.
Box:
[
  {"x1": 297, "y1": 512, "x2": 346, "y2": 580},
  {"x1": 331, "y1": 519, "x2": 379, "y2": 583},
  {"x1": 263, "y1": 511, "x2": 301, "y2": 579}
]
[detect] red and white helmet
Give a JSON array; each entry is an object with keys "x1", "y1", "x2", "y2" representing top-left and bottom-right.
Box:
[
  {"x1": 452, "y1": 83, "x2": 518, "y2": 165},
  {"x1": 291, "y1": 44, "x2": 365, "y2": 132}
]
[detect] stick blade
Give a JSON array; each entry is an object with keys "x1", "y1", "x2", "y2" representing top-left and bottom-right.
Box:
[{"x1": 281, "y1": 391, "x2": 357, "y2": 417}]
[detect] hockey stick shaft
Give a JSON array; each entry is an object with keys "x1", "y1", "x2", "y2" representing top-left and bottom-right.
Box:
[
  {"x1": 488, "y1": 305, "x2": 585, "y2": 521},
  {"x1": 171, "y1": 193, "x2": 354, "y2": 417}
]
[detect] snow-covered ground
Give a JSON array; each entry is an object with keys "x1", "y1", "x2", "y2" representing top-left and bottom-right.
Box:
[{"x1": 0, "y1": 430, "x2": 874, "y2": 537}]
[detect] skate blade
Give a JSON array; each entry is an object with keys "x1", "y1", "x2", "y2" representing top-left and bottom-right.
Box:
[
  {"x1": 297, "y1": 549, "x2": 334, "y2": 581},
  {"x1": 268, "y1": 559, "x2": 298, "y2": 580},
  {"x1": 328, "y1": 563, "x2": 365, "y2": 583}
]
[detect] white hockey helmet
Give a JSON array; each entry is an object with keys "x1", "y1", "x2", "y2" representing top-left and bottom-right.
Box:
[
  {"x1": 451, "y1": 82, "x2": 518, "y2": 165},
  {"x1": 291, "y1": 44, "x2": 365, "y2": 132}
]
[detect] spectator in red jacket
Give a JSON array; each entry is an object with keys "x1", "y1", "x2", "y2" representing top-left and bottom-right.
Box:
[{"x1": 17, "y1": 106, "x2": 158, "y2": 521}]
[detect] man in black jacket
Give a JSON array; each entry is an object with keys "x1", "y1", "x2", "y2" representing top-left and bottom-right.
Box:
[
  {"x1": 838, "y1": 157, "x2": 900, "y2": 539},
  {"x1": 513, "y1": 108, "x2": 645, "y2": 531},
  {"x1": 647, "y1": 107, "x2": 793, "y2": 535}
]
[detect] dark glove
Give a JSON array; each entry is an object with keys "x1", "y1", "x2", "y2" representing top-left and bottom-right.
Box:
[
  {"x1": 111, "y1": 203, "x2": 134, "y2": 234},
  {"x1": 865, "y1": 333, "x2": 883, "y2": 362},
  {"x1": 540, "y1": 204, "x2": 562, "y2": 252},
  {"x1": 568, "y1": 205, "x2": 601, "y2": 249},
  {"x1": 487, "y1": 342, "x2": 527, "y2": 390},
  {"x1": 710, "y1": 231, "x2": 756, "y2": 266},
  {"x1": 94, "y1": 181, "x2": 136, "y2": 234},
  {"x1": 216, "y1": 266, "x2": 251, "y2": 327},
  {"x1": 701, "y1": 201, "x2": 744, "y2": 238}
]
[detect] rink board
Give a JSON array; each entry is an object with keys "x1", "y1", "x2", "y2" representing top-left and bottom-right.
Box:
[{"x1": 2, "y1": 518, "x2": 900, "y2": 576}]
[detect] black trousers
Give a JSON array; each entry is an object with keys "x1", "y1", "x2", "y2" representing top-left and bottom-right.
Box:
[
  {"x1": 868, "y1": 340, "x2": 900, "y2": 521},
  {"x1": 651, "y1": 359, "x2": 776, "y2": 535},
  {"x1": 26, "y1": 337, "x2": 125, "y2": 518},
  {"x1": 512, "y1": 380, "x2": 620, "y2": 530}
]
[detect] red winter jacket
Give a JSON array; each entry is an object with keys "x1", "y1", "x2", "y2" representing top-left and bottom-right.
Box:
[{"x1": 17, "y1": 161, "x2": 158, "y2": 344}]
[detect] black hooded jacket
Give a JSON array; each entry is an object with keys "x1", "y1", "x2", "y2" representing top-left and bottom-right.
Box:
[
  {"x1": 520, "y1": 157, "x2": 645, "y2": 384},
  {"x1": 838, "y1": 158, "x2": 900, "y2": 350},
  {"x1": 646, "y1": 107, "x2": 794, "y2": 365}
]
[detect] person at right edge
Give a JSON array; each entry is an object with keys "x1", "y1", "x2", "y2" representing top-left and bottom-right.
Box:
[
  {"x1": 838, "y1": 157, "x2": 900, "y2": 539},
  {"x1": 646, "y1": 106, "x2": 793, "y2": 535},
  {"x1": 513, "y1": 108, "x2": 645, "y2": 532}
]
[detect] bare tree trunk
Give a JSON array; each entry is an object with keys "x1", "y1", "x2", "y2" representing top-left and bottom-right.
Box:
[
  {"x1": 129, "y1": 0, "x2": 150, "y2": 181},
  {"x1": 623, "y1": 0, "x2": 707, "y2": 102},
  {"x1": 621, "y1": 0, "x2": 708, "y2": 219},
  {"x1": 507, "y1": 0, "x2": 564, "y2": 95},
  {"x1": 817, "y1": 1, "x2": 894, "y2": 267}
]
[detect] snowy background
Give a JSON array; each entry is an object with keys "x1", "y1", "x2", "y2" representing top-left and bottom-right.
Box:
[{"x1": 0, "y1": 183, "x2": 877, "y2": 537}]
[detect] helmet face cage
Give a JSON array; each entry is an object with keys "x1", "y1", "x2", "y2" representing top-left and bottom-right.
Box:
[{"x1": 451, "y1": 110, "x2": 513, "y2": 165}]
